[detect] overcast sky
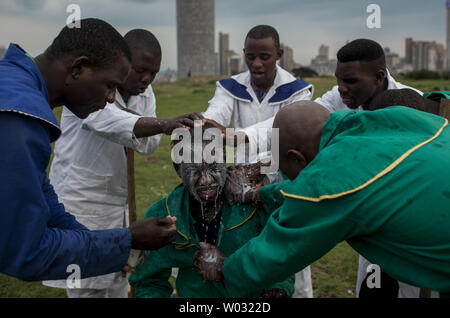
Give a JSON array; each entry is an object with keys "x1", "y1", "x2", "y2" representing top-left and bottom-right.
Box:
[{"x1": 0, "y1": 0, "x2": 447, "y2": 70}]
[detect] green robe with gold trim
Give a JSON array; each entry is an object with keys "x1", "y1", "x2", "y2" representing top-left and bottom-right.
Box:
[
  {"x1": 221, "y1": 106, "x2": 450, "y2": 296},
  {"x1": 128, "y1": 184, "x2": 294, "y2": 298}
]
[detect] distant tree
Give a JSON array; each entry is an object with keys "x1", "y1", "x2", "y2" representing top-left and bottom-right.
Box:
[
  {"x1": 403, "y1": 70, "x2": 441, "y2": 80},
  {"x1": 292, "y1": 67, "x2": 318, "y2": 78}
]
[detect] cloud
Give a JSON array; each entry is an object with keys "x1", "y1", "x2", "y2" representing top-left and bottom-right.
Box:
[{"x1": 0, "y1": 0, "x2": 446, "y2": 69}]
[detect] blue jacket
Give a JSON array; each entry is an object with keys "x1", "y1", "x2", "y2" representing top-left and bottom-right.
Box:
[{"x1": 0, "y1": 44, "x2": 131, "y2": 281}]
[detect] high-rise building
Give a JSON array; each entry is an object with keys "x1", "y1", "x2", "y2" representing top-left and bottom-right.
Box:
[
  {"x1": 405, "y1": 38, "x2": 447, "y2": 72},
  {"x1": 310, "y1": 44, "x2": 336, "y2": 75},
  {"x1": 229, "y1": 54, "x2": 242, "y2": 75},
  {"x1": 279, "y1": 43, "x2": 296, "y2": 72},
  {"x1": 405, "y1": 38, "x2": 413, "y2": 64},
  {"x1": 447, "y1": 1, "x2": 450, "y2": 71},
  {"x1": 318, "y1": 45, "x2": 329, "y2": 60},
  {"x1": 219, "y1": 32, "x2": 230, "y2": 75},
  {"x1": 176, "y1": 0, "x2": 216, "y2": 78}
]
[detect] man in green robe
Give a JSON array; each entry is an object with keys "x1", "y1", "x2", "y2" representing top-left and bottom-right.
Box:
[
  {"x1": 194, "y1": 101, "x2": 450, "y2": 296},
  {"x1": 128, "y1": 123, "x2": 294, "y2": 298}
]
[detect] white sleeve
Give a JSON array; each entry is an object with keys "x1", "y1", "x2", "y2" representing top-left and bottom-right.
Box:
[
  {"x1": 135, "y1": 90, "x2": 162, "y2": 155},
  {"x1": 314, "y1": 86, "x2": 341, "y2": 112},
  {"x1": 238, "y1": 88, "x2": 313, "y2": 154},
  {"x1": 81, "y1": 103, "x2": 142, "y2": 150},
  {"x1": 203, "y1": 84, "x2": 235, "y2": 127}
]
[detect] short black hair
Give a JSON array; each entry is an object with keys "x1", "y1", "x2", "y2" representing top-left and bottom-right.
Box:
[
  {"x1": 245, "y1": 25, "x2": 280, "y2": 49},
  {"x1": 337, "y1": 39, "x2": 386, "y2": 74},
  {"x1": 46, "y1": 18, "x2": 131, "y2": 68},
  {"x1": 368, "y1": 88, "x2": 440, "y2": 115},
  {"x1": 124, "y1": 29, "x2": 162, "y2": 57}
]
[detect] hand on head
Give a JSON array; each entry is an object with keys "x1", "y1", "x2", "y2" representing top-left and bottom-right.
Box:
[{"x1": 224, "y1": 161, "x2": 268, "y2": 204}]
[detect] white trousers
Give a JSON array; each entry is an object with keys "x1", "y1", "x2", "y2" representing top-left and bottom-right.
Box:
[
  {"x1": 292, "y1": 266, "x2": 313, "y2": 298},
  {"x1": 66, "y1": 272, "x2": 129, "y2": 298}
]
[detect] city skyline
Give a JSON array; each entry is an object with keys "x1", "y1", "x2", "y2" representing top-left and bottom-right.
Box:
[{"x1": 0, "y1": 0, "x2": 447, "y2": 72}]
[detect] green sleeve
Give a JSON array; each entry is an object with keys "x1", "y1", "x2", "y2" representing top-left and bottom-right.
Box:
[
  {"x1": 423, "y1": 91, "x2": 450, "y2": 101},
  {"x1": 259, "y1": 180, "x2": 290, "y2": 213},
  {"x1": 266, "y1": 274, "x2": 295, "y2": 297},
  {"x1": 222, "y1": 195, "x2": 358, "y2": 297},
  {"x1": 128, "y1": 199, "x2": 174, "y2": 298}
]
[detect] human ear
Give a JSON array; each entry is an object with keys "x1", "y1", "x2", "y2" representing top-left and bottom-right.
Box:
[
  {"x1": 374, "y1": 68, "x2": 386, "y2": 85},
  {"x1": 277, "y1": 48, "x2": 284, "y2": 60},
  {"x1": 70, "y1": 56, "x2": 90, "y2": 80},
  {"x1": 287, "y1": 149, "x2": 307, "y2": 170}
]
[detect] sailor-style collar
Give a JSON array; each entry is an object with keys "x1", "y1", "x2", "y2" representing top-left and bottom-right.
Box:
[
  {"x1": 217, "y1": 65, "x2": 313, "y2": 105},
  {"x1": 0, "y1": 43, "x2": 61, "y2": 142}
]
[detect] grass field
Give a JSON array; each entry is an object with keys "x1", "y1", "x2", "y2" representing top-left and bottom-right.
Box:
[{"x1": 1, "y1": 76, "x2": 448, "y2": 298}]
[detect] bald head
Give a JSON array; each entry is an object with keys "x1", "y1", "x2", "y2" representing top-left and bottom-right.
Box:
[{"x1": 273, "y1": 101, "x2": 330, "y2": 180}]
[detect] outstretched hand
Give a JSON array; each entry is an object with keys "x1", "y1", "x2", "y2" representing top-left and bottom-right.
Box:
[
  {"x1": 193, "y1": 242, "x2": 226, "y2": 281},
  {"x1": 129, "y1": 216, "x2": 177, "y2": 250},
  {"x1": 161, "y1": 112, "x2": 204, "y2": 134}
]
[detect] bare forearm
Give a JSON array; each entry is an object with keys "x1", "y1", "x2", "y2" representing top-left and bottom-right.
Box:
[{"x1": 133, "y1": 117, "x2": 166, "y2": 138}]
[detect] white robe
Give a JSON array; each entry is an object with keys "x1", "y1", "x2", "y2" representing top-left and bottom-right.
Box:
[
  {"x1": 203, "y1": 64, "x2": 313, "y2": 164},
  {"x1": 43, "y1": 86, "x2": 161, "y2": 290}
]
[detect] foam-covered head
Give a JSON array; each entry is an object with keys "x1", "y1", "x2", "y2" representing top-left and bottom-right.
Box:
[{"x1": 171, "y1": 123, "x2": 227, "y2": 204}]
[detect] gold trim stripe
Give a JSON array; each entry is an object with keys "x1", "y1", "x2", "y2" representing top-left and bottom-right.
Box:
[
  {"x1": 281, "y1": 119, "x2": 448, "y2": 202},
  {"x1": 225, "y1": 207, "x2": 257, "y2": 232}
]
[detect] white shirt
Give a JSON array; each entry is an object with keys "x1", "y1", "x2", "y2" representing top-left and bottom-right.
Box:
[
  {"x1": 314, "y1": 70, "x2": 423, "y2": 112},
  {"x1": 203, "y1": 65, "x2": 313, "y2": 162},
  {"x1": 44, "y1": 86, "x2": 161, "y2": 289}
]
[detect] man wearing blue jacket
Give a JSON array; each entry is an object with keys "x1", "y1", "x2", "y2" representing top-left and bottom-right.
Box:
[{"x1": 0, "y1": 18, "x2": 184, "y2": 283}]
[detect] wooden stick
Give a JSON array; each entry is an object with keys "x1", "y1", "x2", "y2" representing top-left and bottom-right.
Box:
[
  {"x1": 126, "y1": 148, "x2": 136, "y2": 298},
  {"x1": 127, "y1": 148, "x2": 137, "y2": 224}
]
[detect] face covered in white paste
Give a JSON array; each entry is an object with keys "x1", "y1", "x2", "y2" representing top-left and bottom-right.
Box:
[{"x1": 178, "y1": 161, "x2": 227, "y2": 205}]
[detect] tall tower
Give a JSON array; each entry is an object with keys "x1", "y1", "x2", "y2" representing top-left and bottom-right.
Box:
[
  {"x1": 219, "y1": 32, "x2": 230, "y2": 75},
  {"x1": 447, "y1": 1, "x2": 450, "y2": 71},
  {"x1": 176, "y1": 0, "x2": 216, "y2": 79}
]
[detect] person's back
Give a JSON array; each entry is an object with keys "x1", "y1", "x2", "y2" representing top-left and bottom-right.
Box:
[
  {"x1": 193, "y1": 103, "x2": 450, "y2": 297},
  {"x1": 279, "y1": 106, "x2": 450, "y2": 291}
]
